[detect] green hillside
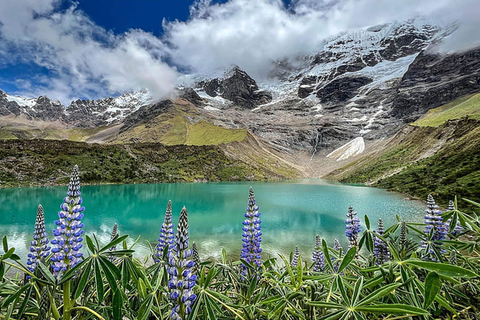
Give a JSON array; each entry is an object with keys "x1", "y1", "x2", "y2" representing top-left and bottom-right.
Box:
[
  {"x1": 413, "y1": 93, "x2": 480, "y2": 127},
  {"x1": 327, "y1": 118, "x2": 480, "y2": 207},
  {"x1": 0, "y1": 139, "x2": 296, "y2": 188}
]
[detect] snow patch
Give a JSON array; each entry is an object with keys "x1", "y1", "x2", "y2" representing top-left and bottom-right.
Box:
[
  {"x1": 327, "y1": 137, "x2": 365, "y2": 161},
  {"x1": 204, "y1": 105, "x2": 221, "y2": 111},
  {"x1": 5, "y1": 94, "x2": 36, "y2": 107}
]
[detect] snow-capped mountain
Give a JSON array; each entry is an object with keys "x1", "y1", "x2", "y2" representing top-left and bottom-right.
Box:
[{"x1": 1, "y1": 18, "x2": 479, "y2": 162}]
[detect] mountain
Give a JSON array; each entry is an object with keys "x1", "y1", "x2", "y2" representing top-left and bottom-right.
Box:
[{"x1": 1, "y1": 18, "x2": 480, "y2": 192}]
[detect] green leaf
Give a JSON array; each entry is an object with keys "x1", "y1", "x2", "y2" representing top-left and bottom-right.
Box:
[
  {"x1": 351, "y1": 276, "x2": 364, "y2": 305},
  {"x1": 36, "y1": 261, "x2": 56, "y2": 285},
  {"x1": 404, "y1": 260, "x2": 479, "y2": 278},
  {"x1": 1, "y1": 283, "x2": 30, "y2": 308},
  {"x1": 424, "y1": 272, "x2": 441, "y2": 309},
  {"x1": 99, "y1": 235, "x2": 129, "y2": 253},
  {"x1": 355, "y1": 304, "x2": 429, "y2": 315},
  {"x1": 205, "y1": 295, "x2": 216, "y2": 320},
  {"x1": 0, "y1": 262, "x2": 4, "y2": 280},
  {"x1": 221, "y1": 247, "x2": 228, "y2": 265},
  {"x1": 74, "y1": 260, "x2": 92, "y2": 300},
  {"x1": 3, "y1": 236, "x2": 8, "y2": 252},
  {"x1": 188, "y1": 293, "x2": 203, "y2": 320},
  {"x1": 358, "y1": 282, "x2": 401, "y2": 306},
  {"x1": 86, "y1": 235, "x2": 96, "y2": 253},
  {"x1": 94, "y1": 260, "x2": 104, "y2": 303},
  {"x1": 336, "y1": 276, "x2": 350, "y2": 305},
  {"x1": 2, "y1": 247, "x2": 15, "y2": 260},
  {"x1": 338, "y1": 247, "x2": 356, "y2": 273},
  {"x1": 17, "y1": 285, "x2": 32, "y2": 319},
  {"x1": 364, "y1": 215, "x2": 370, "y2": 230},
  {"x1": 137, "y1": 294, "x2": 154, "y2": 320},
  {"x1": 138, "y1": 278, "x2": 147, "y2": 300},
  {"x1": 322, "y1": 239, "x2": 334, "y2": 271},
  {"x1": 113, "y1": 288, "x2": 123, "y2": 320},
  {"x1": 58, "y1": 257, "x2": 91, "y2": 285},
  {"x1": 307, "y1": 301, "x2": 343, "y2": 309},
  {"x1": 260, "y1": 295, "x2": 283, "y2": 305}
]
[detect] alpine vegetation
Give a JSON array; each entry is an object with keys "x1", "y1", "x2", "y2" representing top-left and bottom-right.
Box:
[
  {"x1": 345, "y1": 206, "x2": 361, "y2": 251},
  {"x1": 50, "y1": 164, "x2": 85, "y2": 278},
  {"x1": 167, "y1": 206, "x2": 197, "y2": 320},
  {"x1": 291, "y1": 246, "x2": 300, "y2": 268},
  {"x1": 373, "y1": 218, "x2": 389, "y2": 265},
  {"x1": 421, "y1": 194, "x2": 448, "y2": 259},
  {"x1": 241, "y1": 186, "x2": 262, "y2": 274},
  {"x1": 26, "y1": 204, "x2": 51, "y2": 277},
  {"x1": 156, "y1": 200, "x2": 175, "y2": 263},
  {"x1": 312, "y1": 235, "x2": 324, "y2": 272}
]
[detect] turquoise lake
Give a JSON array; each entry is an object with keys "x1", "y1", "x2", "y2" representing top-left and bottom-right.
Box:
[{"x1": 0, "y1": 180, "x2": 425, "y2": 262}]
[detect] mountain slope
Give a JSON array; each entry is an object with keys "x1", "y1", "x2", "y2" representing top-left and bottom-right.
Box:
[{"x1": 326, "y1": 117, "x2": 480, "y2": 206}]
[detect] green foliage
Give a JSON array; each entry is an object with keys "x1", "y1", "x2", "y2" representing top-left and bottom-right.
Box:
[
  {"x1": 1, "y1": 194, "x2": 480, "y2": 319},
  {"x1": 0, "y1": 139, "x2": 293, "y2": 187},
  {"x1": 413, "y1": 93, "x2": 480, "y2": 127}
]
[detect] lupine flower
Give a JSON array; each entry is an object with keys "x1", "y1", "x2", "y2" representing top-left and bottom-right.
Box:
[
  {"x1": 50, "y1": 165, "x2": 85, "y2": 278},
  {"x1": 421, "y1": 195, "x2": 447, "y2": 259},
  {"x1": 312, "y1": 235, "x2": 324, "y2": 272},
  {"x1": 26, "y1": 204, "x2": 51, "y2": 277},
  {"x1": 241, "y1": 187, "x2": 262, "y2": 273},
  {"x1": 345, "y1": 206, "x2": 361, "y2": 251},
  {"x1": 423, "y1": 195, "x2": 447, "y2": 242},
  {"x1": 447, "y1": 200, "x2": 462, "y2": 237},
  {"x1": 333, "y1": 238, "x2": 342, "y2": 253},
  {"x1": 373, "y1": 219, "x2": 390, "y2": 265},
  {"x1": 38, "y1": 286, "x2": 50, "y2": 320},
  {"x1": 108, "y1": 223, "x2": 118, "y2": 262},
  {"x1": 399, "y1": 221, "x2": 407, "y2": 248},
  {"x1": 332, "y1": 239, "x2": 342, "y2": 272},
  {"x1": 291, "y1": 246, "x2": 300, "y2": 268},
  {"x1": 167, "y1": 207, "x2": 197, "y2": 320},
  {"x1": 156, "y1": 200, "x2": 175, "y2": 263},
  {"x1": 192, "y1": 242, "x2": 200, "y2": 275}
]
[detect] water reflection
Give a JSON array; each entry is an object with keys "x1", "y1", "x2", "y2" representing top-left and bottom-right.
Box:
[{"x1": 0, "y1": 180, "x2": 424, "y2": 263}]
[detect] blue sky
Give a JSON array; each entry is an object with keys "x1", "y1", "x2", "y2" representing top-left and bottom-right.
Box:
[{"x1": 0, "y1": 0, "x2": 478, "y2": 104}]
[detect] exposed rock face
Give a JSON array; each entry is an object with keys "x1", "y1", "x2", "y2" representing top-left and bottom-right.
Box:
[
  {"x1": 316, "y1": 76, "x2": 373, "y2": 102},
  {"x1": 177, "y1": 87, "x2": 204, "y2": 106},
  {"x1": 200, "y1": 66, "x2": 272, "y2": 109},
  {"x1": 391, "y1": 47, "x2": 480, "y2": 122}
]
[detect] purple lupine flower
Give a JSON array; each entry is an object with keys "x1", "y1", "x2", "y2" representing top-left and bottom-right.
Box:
[
  {"x1": 423, "y1": 195, "x2": 447, "y2": 242},
  {"x1": 373, "y1": 219, "x2": 390, "y2": 265},
  {"x1": 26, "y1": 204, "x2": 51, "y2": 278},
  {"x1": 312, "y1": 235, "x2": 324, "y2": 272},
  {"x1": 291, "y1": 246, "x2": 300, "y2": 268},
  {"x1": 241, "y1": 187, "x2": 262, "y2": 274},
  {"x1": 156, "y1": 200, "x2": 175, "y2": 263},
  {"x1": 421, "y1": 195, "x2": 447, "y2": 259},
  {"x1": 192, "y1": 242, "x2": 200, "y2": 275},
  {"x1": 167, "y1": 207, "x2": 197, "y2": 320},
  {"x1": 399, "y1": 221, "x2": 407, "y2": 248},
  {"x1": 50, "y1": 165, "x2": 85, "y2": 278},
  {"x1": 332, "y1": 239, "x2": 342, "y2": 272},
  {"x1": 345, "y1": 206, "x2": 361, "y2": 251},
  {"x1": 108, "y1": 223, "x2": 118, "y2": 262},
  {"x1": 447, "y1": 200, "x2": 462, "y2": 237}
]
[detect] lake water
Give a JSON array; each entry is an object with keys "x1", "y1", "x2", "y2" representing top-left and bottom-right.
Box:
[{"x1": 0, "y1": 180, "x2": 425, "y2": 263}]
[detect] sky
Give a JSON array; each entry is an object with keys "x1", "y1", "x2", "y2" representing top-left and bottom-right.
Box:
[{"x1": 0, "y1": 0, "x2": 479, "y2": 104}]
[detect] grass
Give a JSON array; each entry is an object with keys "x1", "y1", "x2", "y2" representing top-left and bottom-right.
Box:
[
  {"x1": 330, "y1": 118, "x2": 480, "y2": 208},
  {"x1": 413, "y1": 93, "x2": 480, "y2": 127},
  {"x1": 114, "y1": 106, "x2": 248, "y2": 146}
]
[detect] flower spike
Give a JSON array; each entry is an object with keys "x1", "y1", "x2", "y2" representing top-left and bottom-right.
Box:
[{"x1": 26, "y1": 204, "x2": 51, "y2": 278}]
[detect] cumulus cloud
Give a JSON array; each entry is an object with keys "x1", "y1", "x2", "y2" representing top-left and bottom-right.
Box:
[
  {"x1": 165, "y1": 0, "x2": 480, "y2": 79},
  {"x1": 0, "y1": 0, "x2": 177, "y2": 103},
  {"x1": 0, "y1": 0, "x2": 479, "y2": 103}
]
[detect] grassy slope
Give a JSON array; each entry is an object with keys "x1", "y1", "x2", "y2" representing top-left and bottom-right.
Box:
[
  {"x1": 0, "y1": 139, "x2": 295, "y2": 188},
  {"x1": 327, "y1": 118, "x2": 480, "y2": 207},
  {"x1": 111, "y1": 105, "x2": 247, "y2": 146},
  {"x1": 413, "y1": 93, "x2": 480, "y2": 127}
]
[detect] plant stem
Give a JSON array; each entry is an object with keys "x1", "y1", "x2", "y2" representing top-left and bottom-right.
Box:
[
  {"x1": 63, "y1": 281, "x2": 71, "y2": 320},
  {"x1": 69, "y1": 306, "x2": 106, "y2": 320}
]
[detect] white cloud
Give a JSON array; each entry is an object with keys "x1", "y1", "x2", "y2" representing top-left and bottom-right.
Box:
[
  {"x1": 164, "y1": 0, "x2": 480, "y2": 79},
  {"x1": 0, "y1": 0, "x2": 479, "y2": 103},
  {"x1": 0, "y1": 0, "x2": 177, "y2": 104}
]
